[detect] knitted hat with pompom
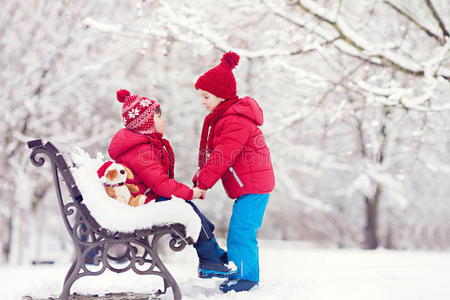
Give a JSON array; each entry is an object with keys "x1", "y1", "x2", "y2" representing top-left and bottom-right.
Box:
[
  {"x1": 195, "y1": 51, "x2": 240, "y2": 100},
  {"x1": 116, "y1": 89, "x2": 160, "y2": 135}
]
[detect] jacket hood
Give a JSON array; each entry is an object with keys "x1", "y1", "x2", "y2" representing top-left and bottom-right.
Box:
[
  {"x1": 109, "y1": 128, "x2": 158, "y2": 160},
  {"x1": 224, "y1": 97, "x2": 264, "y2": 126}
]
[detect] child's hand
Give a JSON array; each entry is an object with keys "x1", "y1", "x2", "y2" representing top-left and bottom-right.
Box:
[{"x1": 192, "y1": 187, "x2": 206, "y2": 199}]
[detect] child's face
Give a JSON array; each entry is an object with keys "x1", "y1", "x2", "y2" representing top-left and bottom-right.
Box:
[
  {"x1": 154, "y1": 112, "x2": 165, "y2": 135},
  {"x1": 198, "y1": 89, "x2": 224, "y2": 112}
]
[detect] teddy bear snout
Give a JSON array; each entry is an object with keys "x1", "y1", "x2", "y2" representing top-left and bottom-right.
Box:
[{"x1": 105, "y1": 169, "x2": 118, "y2": 181}]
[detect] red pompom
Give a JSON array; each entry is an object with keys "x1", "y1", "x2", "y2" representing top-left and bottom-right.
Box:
[
  {"x1": 221, "y1": 51, "x2": 240, "y2": 69},
  {"x1": 116, "y1": 89, "x2": 131, "y2": 103}
]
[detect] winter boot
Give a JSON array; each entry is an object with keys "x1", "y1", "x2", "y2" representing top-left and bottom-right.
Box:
[
  {"x1": 198, "y1": 260, "x2": 238, "y2": 279},
  {"x1": 195, "y1": 238, "x2": 236, "y2": 278},
  {"x1": 219, "y1": 278, "x2": 259, "y2": 293}
]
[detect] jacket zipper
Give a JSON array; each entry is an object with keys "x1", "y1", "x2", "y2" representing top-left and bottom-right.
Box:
[
  {"x1": 144, "y1": 187, "x2": 152, "y2": 196},
  {"x1": 229, "y1": 167, "x2": 244, "y2": 188}
]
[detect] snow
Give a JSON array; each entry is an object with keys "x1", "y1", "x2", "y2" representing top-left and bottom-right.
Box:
[
  {"x1": 69, "y1": 149, "x2": 201, "y2": 242},
  {"x1": 3, "y1": 0, "x2": 450, "y2": 267},
  {"x1": 83, "y1": 17, "x2": 123, "y2": 33},
  {"x1": 3, "y1": 240, "x2": 450, "y2": 300}
]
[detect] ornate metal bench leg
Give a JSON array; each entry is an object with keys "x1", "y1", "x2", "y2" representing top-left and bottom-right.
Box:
[
  {"x1": 155, "y1": 261, "x2": 182, "y2": 300},
  {"x1": 63, "y1": 259, "x2": 77, "y2": 285},
  {"x1": 151, "y1": 233, "x2": 182, "y2": 300},
  {"x1": 163, "y1": 277, "x2": 169, "y2": 293},
  {"x1": 61, "y1": 260, "x2": 82, "y2": 300}
]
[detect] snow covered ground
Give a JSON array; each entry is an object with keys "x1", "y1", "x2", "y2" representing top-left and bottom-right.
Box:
[{"x1": 2, "y1": 239, "x2": 450, "y2": 300}]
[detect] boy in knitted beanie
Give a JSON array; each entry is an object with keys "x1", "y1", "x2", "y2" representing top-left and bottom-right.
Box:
[
  {"x1": 193, "y1": 52, "x2": 275, "y2": 293},
  {"x1": 108, "y1": 89, "x2": 238, "y2": 278}
]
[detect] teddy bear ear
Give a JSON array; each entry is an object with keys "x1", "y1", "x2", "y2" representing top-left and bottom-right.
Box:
[{"x1": 123, "y1": 166, "x2": 134, "y2": 179}]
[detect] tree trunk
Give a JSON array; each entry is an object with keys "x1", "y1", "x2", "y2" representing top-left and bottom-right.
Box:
[
  {"x1": 0, "y1": 214, "x2": 9, "y2": 262},
  {"x1": 364, "y1": 184, "x2": 381, "y2": 249}
]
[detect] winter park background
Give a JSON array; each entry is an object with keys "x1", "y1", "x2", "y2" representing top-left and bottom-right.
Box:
[{"x1": 1, "y1": 0, "x2": 450, "y2": 299}]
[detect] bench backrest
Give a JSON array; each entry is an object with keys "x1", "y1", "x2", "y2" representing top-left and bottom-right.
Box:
[{"x1": 28, "y1": 139, "x2": 103, "y2": 240}]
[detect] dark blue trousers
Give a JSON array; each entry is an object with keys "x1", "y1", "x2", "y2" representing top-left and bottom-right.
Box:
[{"x1": 156, "y1": 197, "x2": 225, "y2": 263}]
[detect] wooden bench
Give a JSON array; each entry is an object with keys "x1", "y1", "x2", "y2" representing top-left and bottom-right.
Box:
[{"x1": 27, "y1": 139, "x2": 193, "y2": 300}]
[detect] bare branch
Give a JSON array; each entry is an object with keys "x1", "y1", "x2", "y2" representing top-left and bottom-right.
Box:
[
  {"x1": 384, "y1": 0, "x2": 445, "y2": 45},
  {"x1": 267, "y1": 61, "x2": 367, "y2": 137},
  {"x1": 424, "y1": 0, "x2": 450, "y2": 39},
  {"x1": 262, "y1": 0, "x2": 334, "y2": 41}
]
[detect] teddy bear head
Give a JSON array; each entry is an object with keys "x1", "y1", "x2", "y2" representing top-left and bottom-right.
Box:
[{"x1": 97, "y1": 161, "x2": 129, "y2": 185}]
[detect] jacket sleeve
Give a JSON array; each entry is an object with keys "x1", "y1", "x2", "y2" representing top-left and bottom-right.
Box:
[
  {"x1": 197, "y1": 116, "x2": 250, "y2": 190},
  {"x1": 128, "y1": 145, "x2": 193, "y2": 200}
]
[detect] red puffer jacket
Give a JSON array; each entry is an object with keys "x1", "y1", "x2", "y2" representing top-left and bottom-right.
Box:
[
  {"x1": 197, "y1": 97, "x2": 275, "y2": 199},
  {"x1": 108, "y1": 129, "x2": 193, "y2": 201}
]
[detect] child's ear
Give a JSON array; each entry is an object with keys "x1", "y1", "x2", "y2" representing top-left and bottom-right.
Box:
[{"x1": 123, "y1": 166, "x2": 134, "y2": 179}]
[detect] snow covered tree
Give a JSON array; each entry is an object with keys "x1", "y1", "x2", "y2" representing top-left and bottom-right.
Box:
[
  {"x1": 2, "y1": 0, "x2": 449, "y2": 263},
  {"x1": 0, "y1": 0, "x2": 141, "y2": 263},
  {"x1": 124, "y1": 0, "x2": 450, "y2": 249}
]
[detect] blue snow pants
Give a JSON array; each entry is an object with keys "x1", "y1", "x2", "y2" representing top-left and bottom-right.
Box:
[{"x1": 227, "y1": 193, "x2": 269, "y2": 282}]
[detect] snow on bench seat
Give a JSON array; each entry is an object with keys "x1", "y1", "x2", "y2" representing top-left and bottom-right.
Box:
[{"x1": 69, "y1": 149, "x2": 201, "y2": 242}]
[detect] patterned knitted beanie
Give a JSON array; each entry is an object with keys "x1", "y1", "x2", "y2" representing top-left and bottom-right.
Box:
[
  {"x1": 195, "y1": 51, "x2": 240, "y2": 99},
  {"x1": 116, "y1": 89, "x2": 160, "y2": 135}
]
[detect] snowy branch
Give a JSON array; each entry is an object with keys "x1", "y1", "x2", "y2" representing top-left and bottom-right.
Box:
[
  {"x1": 296, "y1": 0, "x2": 449, "y2": 80},
  {"x1": 424, "y1": 0, "x2": 450, "y2": 39},
  {"x1": 358, "y1": 81, "x2": 450, "y2": 112},
  {"x1": 155, "y1": 0, "x2": 323, "y2": 58},
  {"x1": 384, "y1": 0, "x2": 445, "y2": 45}
]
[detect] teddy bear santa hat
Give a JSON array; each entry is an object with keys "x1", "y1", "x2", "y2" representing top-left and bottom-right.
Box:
[
  {"x1": 195, "y1": 51, "x2": 240, "y2": 100},
  {"x1": 116, "y1": 89, "x2": 160, "y2": 135}
]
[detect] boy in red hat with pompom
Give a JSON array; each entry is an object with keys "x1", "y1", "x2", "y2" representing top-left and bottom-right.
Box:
[
  {"x1": 192, "y1": 51, "x2": 276, "y2": 293},
  {"x1": 108, "y1": 89, "x2": 238, "y2": 278}
]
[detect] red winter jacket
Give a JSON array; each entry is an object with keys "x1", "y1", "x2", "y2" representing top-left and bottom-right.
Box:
[
  {"x1": 108, "y1": 129, "x2": 193, "y2": 201},
  {"x1": 197, "y1": 97, "x2": 275, "y2": 199}
]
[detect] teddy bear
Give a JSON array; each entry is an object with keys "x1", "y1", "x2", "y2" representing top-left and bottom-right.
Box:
[{"x1": 97, "y1": 161, "x2": 147, "y2": 207}]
